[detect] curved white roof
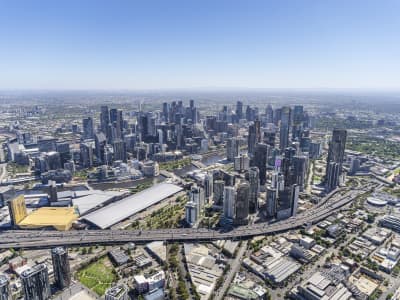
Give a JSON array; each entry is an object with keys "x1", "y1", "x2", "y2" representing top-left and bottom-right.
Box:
[
  {"x1": 82, "y1": 183, "x2": 182, "y2": 229},
  {"x1": 367, "y1": 197, "x2": 387, "y2": 206}
]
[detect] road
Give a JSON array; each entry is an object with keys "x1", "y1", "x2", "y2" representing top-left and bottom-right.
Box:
[
  {"x1": 0, "y1": 186, "x2": 375, "y2": 250},
  {"x1": 0, "y1": 163, "x2": 7, "y2": 182},
  {"x1": 213, "y1": 241, "x2": 248, "y2": 300}
]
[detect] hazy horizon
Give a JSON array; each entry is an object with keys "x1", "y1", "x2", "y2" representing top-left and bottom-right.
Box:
[{"x1": 1, "y1": 0, "x2": 399, "y2": 90}]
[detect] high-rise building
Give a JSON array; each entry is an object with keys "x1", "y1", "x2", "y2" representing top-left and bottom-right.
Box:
[
  {"x1": 0, "y1": 274, "x2": 11, "y2": 300},
  {"x1": 246, "y1": 167, "x2": 259, "y2": 214},
  {"x1": 263, "y1": 129, "x2": 276, "y2": 148},
  {"x1": 266, "y1": 186, "x2": 277, "y2": 218},
  {"x1": 236, "y1": 101, "x2": 243, "y2": 120},
  {"x1": 350, "y1": 157, "x2": 360, "y2": 175},
  {"x1": 51, "y1": 247, "x2": 71, "y2": 290},
  {"x1": 234, "y1": 153, "x2": 250, "y2": 172},
  {"x1": 113, "y1": 139, "x2": 127, "y2": 162},
  {"x1": 213, "y1": 180, "x2": 225, "y2": 206},
  {"x1": 94, "y1": 132, "x2": 107, "y2": 164},
  {"x1": 293, "y1": 105, "x2": 303, "y2": 124},
  {"x1": 248, "y1": 120, "x2": 261, "y2": 156},
  {"x1": 223, "y1": 186, "x2": 235, "y2": 220},
  {"x1": 204, "y1": 173, "x2": 213, "y2": 203},
  {"x1": 279, "y1": 106, "x2": 292, "y2": 151},
  {"x1": 226, "y1": 137, "x2": 240, "y2": 161},
  {"x1": 80, "y1": 142, "x2": 94, "y2": 168},
  {"x1": 326, "y1": 162, "x2": 340, "y2": 192},
  {"x1": 185, "y1": 201, "x2": 198, "y2": 227},
  {"x1": 8, "y1": 195, "x2": 27, "y2": 227},
  {"x1": 110, "y1": 108, "x2": 123, "y2": 140},
  {"x1": 293, "y1": 155, "x2": 308, "y2": 191},
  {"x1": 253, "y1": 143, "x2": 269, "y2": 186},
  {"x1": 189, "y1": 185, "x2": 205, "y2": 218},
  {"x1": 56, "y1": 142, "x2": 71, "y2": 166},
  {"x1": 48, "y1": 180, "x2": 58, "y2": 203},
  {"x1": 265, "y1": 104, "x2": 274, "y2": 124},
  {"x1": 276, "y1": 184, "x2": 299, "y2": 220},
  {"x1": 162, "y1": 102, "x2": 169, "y2": 122},
  {"x1": 100, "y1": 106, "x2": 110, "y2": 135},
  {"x1": 325, "y1": 129, "x2": 347, "y2": 192},
  {"x1": 234, "y1": 181, "x2": 249, "y2": 225},
  {"x1": 21, "y1": 264, "x2": 50, "y2": 300},
  {"x1": 105, "y1": 284, "x2": 129, "y2": 300},
  {"x1": 82, "y1": 117, "x2": 94, "y2": 140}
]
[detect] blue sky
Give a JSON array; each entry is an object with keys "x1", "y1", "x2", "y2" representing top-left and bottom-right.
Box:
[{"x1": 0, "y1": 0, "x2": 399, "y2": 90}]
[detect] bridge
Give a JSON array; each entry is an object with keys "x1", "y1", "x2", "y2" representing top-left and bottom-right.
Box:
[{"x1": 0, "y1": 186, "x2": 373, "y2": 250}]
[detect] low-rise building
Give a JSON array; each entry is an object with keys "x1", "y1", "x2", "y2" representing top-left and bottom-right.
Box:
[
  {"x1": 109, "y1": 249, "x2": 129, "y2": 266},
  {"x1": 299, "y1": 236, "x2": 315, "y2": 250},
  {"x1": 362, "y1": 227, "x2": 391, "y2": 245},
  {"x1": 105, "y1": 284, "x2": 129, "y2": 300},
  {"x1": 293, "y1": 266, "x2": 352, "y2": 300},
  {"x1": 133, "y1": 254, "x2": 152, "y2": 269}
]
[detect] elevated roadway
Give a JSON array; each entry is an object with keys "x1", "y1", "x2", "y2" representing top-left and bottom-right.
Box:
[{"x1": 0, "y1": 186, "x2": 373, "y2": 250}]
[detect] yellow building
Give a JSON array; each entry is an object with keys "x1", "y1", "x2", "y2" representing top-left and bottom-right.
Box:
[
  {"x1": 7, "y1": 195, "x2": 27, "y2": 226},
  {"x1": 18, "y1": 207, "x2": 78, "y2": 231}
]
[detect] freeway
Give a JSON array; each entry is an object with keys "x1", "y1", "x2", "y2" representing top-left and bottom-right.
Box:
[{"x1": 0, "y1": 186, "x2": 373, "y2": 250}]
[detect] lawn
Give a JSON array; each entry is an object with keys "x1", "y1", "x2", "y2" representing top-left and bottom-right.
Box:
[
  {"x1": 129, "y1": 196, "x2": 187, "y2": 230},
  {"x1": 346, "y1": 136, "x2": 400, "y2": 160},
  {"x1": 77, "y1": 256, "x2": 117, "y2": 295},
  {"x1": 159, "y1": 158, "x2": 191, "y2": 171}
]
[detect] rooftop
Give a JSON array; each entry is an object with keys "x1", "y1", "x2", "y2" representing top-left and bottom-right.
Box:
[
  {"x1": 18, "y1": 207, "x2": 78, "y2": 231},
  {"x1": 82, "y1": 183, "x2": 182, "y2": 229}
]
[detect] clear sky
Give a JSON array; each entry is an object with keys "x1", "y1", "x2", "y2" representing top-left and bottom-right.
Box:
[{"x1": 0, "y1": 0, "x2": 399, "y2": 90}]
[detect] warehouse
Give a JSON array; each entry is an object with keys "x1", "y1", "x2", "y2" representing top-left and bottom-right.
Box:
[
  {"x1": 82, "y1": 183, "x2": 183, "y2": 229},
  {"x1": 72, "y1": 190, "x2": 127, "y2": 216},
  {"x1": 18, "y1": 207, "x2": 78, "y2": 231}
]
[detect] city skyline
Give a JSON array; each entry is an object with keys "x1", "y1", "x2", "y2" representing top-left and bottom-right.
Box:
[{"x1": 1, "y1": 0, "x2": 399, "y2": 90}]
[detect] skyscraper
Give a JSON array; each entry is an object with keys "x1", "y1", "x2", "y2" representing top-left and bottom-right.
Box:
[
  {"x1": 189, "y1": 185, "x2": 205, "y2": 219},
  {"x1": 234, "y1": 181, "x2": 250, "y2": 225},
  {"x1": 248, "y1": 120, "x2": 261, "y2": 156},
  {"x1": 204, "y1": 173, "x2": 214, "y2": 203},
  {"x1": 82, "y1": 117, "x2": 94, "y2": 140},
  {"x1": 213, "y1": 180, "x2": 225, "y2": 206},
  {"x1": 110, "y1": 108, "x2": 123, "y2": 140},
  {"x1": 94, "y1": 132, "x2": 107, "y2": 164},
  {"x1": 112, "y1": 139, "x2": 127, "y2": 162},
  {"x1": 265, "y1": 104, "x2": 274, "y2": 124},
  {"x1": 48, "y1": 180, "x2": 58, "y2": 203},
  {"x1": 223, "y1": 186, "x2": 235, "y2": 220},
  {"x1": 185, "y1": 201, "x2": 198, "y2": 227},
  {"x1": 279, "y1": 106, "x2": 292, "y2": 151},
  {"x1": 293, "y1": 105, "x2": 304, "y2": 125},
  {"x1": 246, "y1": 167, "x2": 259, "y2": 214},
  {"x1": 234, "y1": 153, "x2": 250, "y2": 172},
  {"x1": 226, "y1": 137, "x2": 240, "y2": 161},
  {"x1": 236, "y1": 101, "x2": 243, "y2": 120},
  {"x1": 276, "y1": 184, "x2": 299, "y2": 220},
  {"x1": 51, "y1": 247, "x2": 71, "y2": 290},
  {"x1": 100, "y1": 105, "x2": 110, "y2": 135},
  {"x1": 21, "y1": 264, "x2": 51, "y2": 300},
  {"x1": 293, "y1": 155, "x2": 308, "y2": 191},
  {"x1": 253, "y1": 143, "x2": 269, "y2": 186},
  {"x1": 292, "y1": 105, "x2": 304, "y2": 140},
  {"x1": 326, "y1": 162, "x2": 340, "y2": 192},
  {"x1": 325, "y1": 129, "x2": 347, "y2": 192},
  {"x1": 162, "y1": 102, "x2": 169, "y2": 122},
  {"x1": 80, "y1": 142, "x2": 94, "y2": 168},
  {"x1": 0, "y1": 274, "x2": 11, "y2": 300},
  {"x1": 266, "y1": 186, "x2": 277, "y2": 218}
]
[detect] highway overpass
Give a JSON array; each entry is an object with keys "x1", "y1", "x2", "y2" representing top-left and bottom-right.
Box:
[{"x1": 0, "y1": 187, "x2": 373, "y2": 250}]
